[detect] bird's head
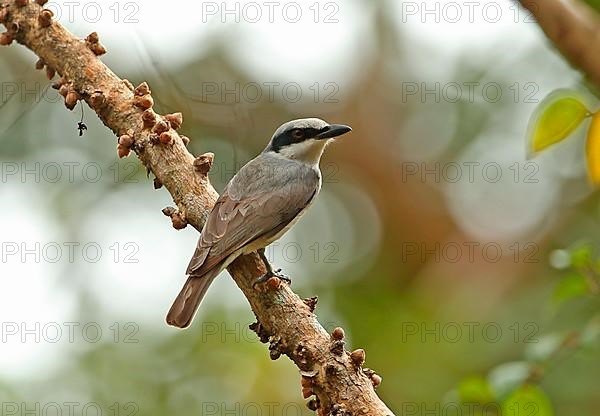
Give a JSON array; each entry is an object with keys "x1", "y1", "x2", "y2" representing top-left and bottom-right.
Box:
[{"x1": 264, "y1": 118, "x2": 352, "y2": 165}]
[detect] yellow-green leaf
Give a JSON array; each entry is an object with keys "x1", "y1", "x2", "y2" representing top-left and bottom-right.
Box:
[
  {"x1": 502, "y1": 385, "x2": 554, "y2": 416},
  {"x1": 553, "y1": 273, "x2": 590, "y2": 305},
  {"x1": 586, "y1": 111, "x2": 600, "y2": 185},
  {"x1": 527, "y1": 90, "x2": 589, "y2": 157},
  {"x1": 458, "y1": 376, "x2": 495, "y2": 403},
  {"x1": 569, "y1": 242, "x2": 593, "y2": 269}
]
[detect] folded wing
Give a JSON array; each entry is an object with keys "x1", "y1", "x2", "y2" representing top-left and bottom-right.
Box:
[{"x1": 186, "y1": 156, "x2": 320, "y2": 276}]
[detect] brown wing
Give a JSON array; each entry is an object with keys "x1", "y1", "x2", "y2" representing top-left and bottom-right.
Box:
[{"x1": 186, "y1": 158, "x2": 320, "y2": 276}]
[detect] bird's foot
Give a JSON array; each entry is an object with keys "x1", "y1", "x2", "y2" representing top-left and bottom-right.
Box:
[
  {"x1": 253, "y1": 269, "x2": 292, "y2": 288},
  {"x1": 274, "y1": 269, "x2": 292, "y2": 284}
]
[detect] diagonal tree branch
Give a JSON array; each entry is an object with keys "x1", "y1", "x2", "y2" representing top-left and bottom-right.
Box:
[
  {"x1": 0, "y1": 1, "x2": 394, "y2": 414},
  {"x1": 519, "y1": 0, "x2": 600, "y2": 89}
]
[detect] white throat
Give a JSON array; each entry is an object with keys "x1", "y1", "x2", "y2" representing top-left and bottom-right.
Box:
[{"x1": 277, "y1": 139, "x2": 329, "y2": 166}]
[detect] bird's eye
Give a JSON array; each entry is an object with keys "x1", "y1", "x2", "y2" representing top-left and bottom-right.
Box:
[{"x1": 291, "y1": 129, "x2": 304, "y2": 140}]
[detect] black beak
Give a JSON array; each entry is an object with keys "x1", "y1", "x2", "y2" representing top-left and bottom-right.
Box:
[{"x1": 316, "y1": 124, "x2": 352, "y2": 140}]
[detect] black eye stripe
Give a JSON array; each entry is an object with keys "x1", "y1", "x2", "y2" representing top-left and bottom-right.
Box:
[{"x1": 268, "y1": 127, "x2": 322, "y2": 152}]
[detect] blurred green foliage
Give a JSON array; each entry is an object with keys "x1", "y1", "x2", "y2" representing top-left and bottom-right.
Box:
[
  {"x1": 584, "y1": 0, "x2": 600, "y2": 13},
  {"x1": 452, "y1": 242, "x2": 600, "y2": 415}
]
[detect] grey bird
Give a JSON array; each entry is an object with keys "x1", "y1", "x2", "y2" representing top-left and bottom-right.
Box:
[{"x1": 166, "y1": 118, "x2": 352, "y2": 328}]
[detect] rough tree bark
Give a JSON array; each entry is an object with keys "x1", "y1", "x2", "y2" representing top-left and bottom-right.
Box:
[
  {"x1": 519, "y1": 0, "x2": 600, "y2": 89},
  {"x1": 0, "y1": 1, "x2": 394, "y2": 415}
]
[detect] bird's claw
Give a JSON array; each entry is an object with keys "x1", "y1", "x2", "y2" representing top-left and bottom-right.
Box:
[
  {"x1": 253, "y1": 269, "x2": 292, "y2": 288},
  {"x1": 274, "y1": 269, "x2": 292, "y2": 284}
]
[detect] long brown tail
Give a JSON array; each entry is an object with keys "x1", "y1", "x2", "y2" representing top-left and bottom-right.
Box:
[{"x1": 166, "y1": 267, "x2": 221, "y2": 328}]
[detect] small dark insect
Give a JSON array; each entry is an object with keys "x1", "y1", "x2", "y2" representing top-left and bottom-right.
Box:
[
  {"x1": 77, "y1": 102, "x2": 87, "y2": 136},
  {"x1": 77, "y1": 121, "x2": 88, "y2": 136}
]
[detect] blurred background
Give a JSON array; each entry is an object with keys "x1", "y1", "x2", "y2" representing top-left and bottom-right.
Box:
[{"x1": 1, "y1": 0, "x2": 600, "y2": 414}]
